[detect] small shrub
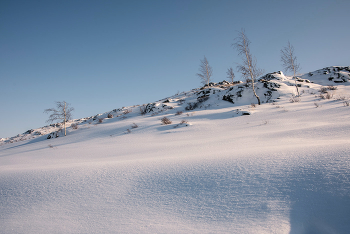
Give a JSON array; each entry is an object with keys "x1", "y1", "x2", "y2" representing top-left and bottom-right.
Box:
[
  {"x1": 174, "y1": 120, "x2": 189, "y2": 128},
  {"x1": 71, "y1": 123, "x2": 79, "y2": 129},
  {"x1": 107, "y1": 113, "x2": 113, "y2": 118},
  {"x1": 314, "y1": 102, "x2": 320, "y2": 108},
  {"x1": 320, "y1": 93, "x2": 333, "y2": 99},
  {"x1": 327, "y1": 85, "x2": 337, "y2": 90},
  {"x1": 344, "y1": 101, "x2": 350, "y2": 106},
  {"x1": 175, "y1": 111, "x2": 183, "y2": 115},
  {"x1": 290, "y1": 95, "x2": 300, "y2": 103},
  {"x1": 140, "y1": 106, "x2": 147, "y2": 115},
  {"x1": 98, "y1": 118, "x2": 104, "y2": 123},
  {"x1": 126, "y1": 129, "x2": 131, "y2": 134},
  {"x1": 251, "y1": 103, "x2": 256, "y2": 108},
  {"x1": 336, "y1": 95, "x2": 347, "y2": 101},
  {"x1": 185, "y1": 102, "x2": 198, "y2": 111},
  {"x1": 131, "y1": 123, "x2": 138, "y2": 128},
  {"x1": 319, "y1": 87, "x2": 328, "y2": 93},
  {"x1": 161, "y1": 117, "x2": 172, "y2": 125},
  {"x1": 325, "y1": 92, "x2": 333, "y2": 99}
]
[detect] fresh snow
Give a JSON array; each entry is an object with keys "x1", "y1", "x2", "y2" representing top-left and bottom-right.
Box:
[{"x1": 1, "y1": 67, "x2": 350, "y2": 233}]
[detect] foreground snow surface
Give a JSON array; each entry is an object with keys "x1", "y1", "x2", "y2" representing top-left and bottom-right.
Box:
[{"x1": 1, "y1": 71, "x2": 350, "y2": 233}]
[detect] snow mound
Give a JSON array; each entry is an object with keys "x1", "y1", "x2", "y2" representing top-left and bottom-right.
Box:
[{"x1": 302, "y1": 66, "x2": 350, "y2": 85}]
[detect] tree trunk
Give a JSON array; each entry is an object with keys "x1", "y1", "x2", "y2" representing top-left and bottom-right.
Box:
[
  {"x1": 251, "y1": 79, "x2": 261, "y2": 105},
  {"x1": 64, "y1": 102, "x2": 66, "y2": 136}
]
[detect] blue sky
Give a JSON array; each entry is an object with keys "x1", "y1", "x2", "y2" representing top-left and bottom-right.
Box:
[{"x1": 1, "y1": 0, "x2": 349, "y2": 138}]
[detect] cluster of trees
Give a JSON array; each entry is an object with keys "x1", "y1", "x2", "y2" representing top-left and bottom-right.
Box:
[{"x1": 196, "y1": 29, "x2": 301, "y2": 105}]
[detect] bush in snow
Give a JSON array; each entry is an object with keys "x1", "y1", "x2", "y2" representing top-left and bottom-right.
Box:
[
  {"x1": 290, "y1": 95, "x2": 300, "y2": 103},
  {"x1": 161, "y1": 117, "x2": 172, "y2": 125},
  {"x1": 107, "y1": 113, "x2": 113, "y2": 118},
  {"x1": 185, "y1": 102, "x2": 198, "y2": 111},
  {"x1": 71, "y1": 123, "x2": 78, "y2": 129},
  {"x1": 131, "y1": 123, "x2": 138, "y2": 128},
  {"x1": 140, "y1": 105, "x2": 147, "y2": 115}
]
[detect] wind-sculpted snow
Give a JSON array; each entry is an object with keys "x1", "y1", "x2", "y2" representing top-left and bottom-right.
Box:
[{"x1": 1, "y1": 66, "x2": 350, "y2": 233}]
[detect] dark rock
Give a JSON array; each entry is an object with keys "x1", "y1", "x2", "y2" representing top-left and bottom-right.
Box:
[
  {"x1": 222, "y1": 95, "x2": 235, "y2": 104},
  {"x1": 24, "y1": 129, "x2": 34, "y2": 134}
]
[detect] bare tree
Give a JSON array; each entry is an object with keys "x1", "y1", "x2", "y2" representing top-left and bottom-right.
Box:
[
  {"x1": 197, "y1": 56, "x2": 213, "y2": 87},
  {"x1": 233, "y1": 29, "x2": 263, "y2": 105},
  {"x1": 227, "y1": 67, "x2": 235, "y2": 83},
  {"x1": 44, "y1": 101, "x2": 74, "y2": 136},
  {"x1": 281, "y1": 41, "x2": 301, "y2": 96}
]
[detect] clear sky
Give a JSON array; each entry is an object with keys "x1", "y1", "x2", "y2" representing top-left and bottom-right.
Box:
[{"x1": 1, "y1": 0, "x2": 349, "y2": 138}]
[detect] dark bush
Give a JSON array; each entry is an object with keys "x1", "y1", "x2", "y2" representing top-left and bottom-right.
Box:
[{"x1": 161, "y1": 117, "x2": 172, "y2": 125}]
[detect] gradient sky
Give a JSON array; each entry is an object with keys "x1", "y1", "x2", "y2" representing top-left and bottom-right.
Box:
[{"x1": 1, "y1": 0, "x2": 349, "y2": 138}]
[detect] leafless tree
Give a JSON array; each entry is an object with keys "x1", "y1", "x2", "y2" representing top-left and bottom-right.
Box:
[
  {"x1": 233, "y1": 29, "x2": 263, "y2": 105},
  {"x1": 281, "y1": 41, "x2": 301, "y2": 96},
  {"x1": 227, "y1": 67, "x2": 235, "y2": 83},
  {"x1": 197, "y1": 56, "x2": 213, "y2": 87},
  {"x1": 44, "y1": 101, "x2": 74, "y2": 136}
]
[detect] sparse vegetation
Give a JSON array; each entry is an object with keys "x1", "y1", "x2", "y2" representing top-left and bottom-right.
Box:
[
  {"x1": 319, "y1": 87, "x2": 328, "y2": 93},
  {"x1": 327, "y1": 85, "x2": 337, "y2": 90},
  {"x1": 281, "y1": 41, "x2": 301, "y2": 96},
  {"x1": 161, "y1": 117, "x2": 172, "y2": 125},
  {"x1": 234, "y1": 29, "x2": 262, "y2": 105},
  {"x1": 175, "y1": 111, "x2": 183, "y2": 115},
  {"x1": 71, "y1": 123, "x2": 79, "y2": 129},
  {"x1": 140, "y1": 105, "x2": 147, "y2": 115},
  {"x1": 336, "y1": 95, "x2": 347, "y2": 101},
  {"x1": 290, "y1": 95, "x2": 300, "y2": 103},
  {"x1": 44, "y1": 101, "x2": 74, "y2": 136},
  {"x1": 344, "y1": 101, "x2": 350, "y2": 106},
  {"x1": 320, "y1": 92, "x2": 333, "y2": 99},
  {"x1": 131, "y1": 123, "x2": 138, "y2": 128},
  {"x1": 174, "y1": 120, "x2": 189, "y2": 128},
  {"x1": 98, "y1": 118, "x2": 104, "y2": 123},
  {"x1": 185, "y1": 102, "x2": 198, "y2": 111},
  {"x1": 197, "y1": 56, "x2": 213, "y2": 87},
  {"x1": 107, "y1": 113, "x2": 113, "y2": 118},
  {"x1": 180, "y1": 120, "x2": 188, "y2": 124},
  {"x1": 227, "y1": 67, "x2": 235, "y2": 83}
]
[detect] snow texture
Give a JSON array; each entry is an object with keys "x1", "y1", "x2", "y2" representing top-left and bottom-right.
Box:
[{"x1": 1, "y1": 66, "x2": 350, "y2": 233}]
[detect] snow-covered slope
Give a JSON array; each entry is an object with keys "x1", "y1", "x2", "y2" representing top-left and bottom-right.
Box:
[{"x1": 1, "y1": 66, "x2": 350, "y2": 233}]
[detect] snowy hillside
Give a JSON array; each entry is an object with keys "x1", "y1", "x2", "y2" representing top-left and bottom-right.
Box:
[{"x1": 1, "y1": 66, "x2": 350, "y2": 233}]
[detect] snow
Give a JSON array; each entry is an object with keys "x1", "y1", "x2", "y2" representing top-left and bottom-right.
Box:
[{"x1": 1, "y1": 67, "x2": 350, "y2": 233}]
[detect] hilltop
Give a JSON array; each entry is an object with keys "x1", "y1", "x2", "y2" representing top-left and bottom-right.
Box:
[{"x1": 1, "y1": 66, "x2": 349, "y2": 145}]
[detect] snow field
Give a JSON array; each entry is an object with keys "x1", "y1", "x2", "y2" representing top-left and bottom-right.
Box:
[{"x1": 1, "y1": 67, "x2": 350, "y2": 233}]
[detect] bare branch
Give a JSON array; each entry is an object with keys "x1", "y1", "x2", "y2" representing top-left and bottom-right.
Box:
[
  {"x1": 44, "y1": 101, "x2": 74, "y2": 136},
  {"x1": 196, "y1": 56, "x2": 213, "y2": 86},
  {"x1": 233, "y1": 29, "x2": 261, "y2": 105},
  {"x1": 281, "y1": 41, "x2": 301, "y2": 96},
  {"x1": 227, "y1": 67, "x2": 235, "y2": 83}
]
